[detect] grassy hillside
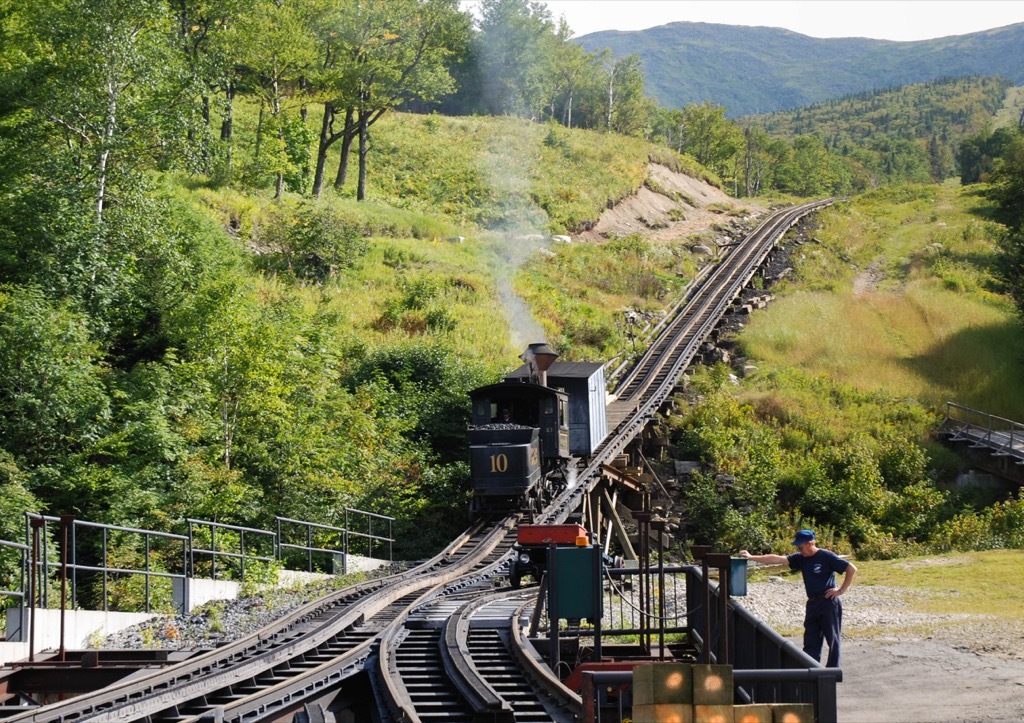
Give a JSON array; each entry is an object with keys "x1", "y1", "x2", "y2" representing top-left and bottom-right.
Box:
[
  {"x1": 740, "y1": 182, "x2": 1024, "y2": 418},
  {"x1": 658, "y1": 179, "x2": 1024, "y2": 559},
  {"x1": 3, "y1": 91, "x2": 1023, "y2": 569},
  {"x1": 578, "y1": 21, "x2": 1024, "y2": 116},
  {"x1": 298, "y1": 112, "x2": 713, "y2": 235},
  {"x1": 193, "y1": 111, "x2": 720, "y2": 363},
  {"x1": 1, "y1": 105, "x2": 737, "y2": 568},
  {"x1": 993, "y1": 85, "x2": 1024, "y2": 128}
]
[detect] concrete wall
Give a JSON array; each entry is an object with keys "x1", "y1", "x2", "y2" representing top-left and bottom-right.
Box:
[
  {"x1": 177, "y1": 555, "x2": 388, "y2": 610},
  {"x1": 179, "y1": 577, "x2": 241, "y2": 612},
  {"x1": 0, "y1": 556, "x2": 391, "y2": 664},
  {"x1": 2, "y1": 608, "x2": 156, "y2": 663},
  {"x1": 344, "y1": 555, "x2": 391, "y2": 574}
]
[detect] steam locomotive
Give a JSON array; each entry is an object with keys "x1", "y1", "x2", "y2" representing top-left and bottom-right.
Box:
[{"x1": 467, "y1": 343, "x2": 607, "y2": 521}]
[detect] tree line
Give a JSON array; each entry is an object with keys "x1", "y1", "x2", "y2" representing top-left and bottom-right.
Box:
[
  {"x1": 962, "y1": 123, "x2": 1024, "y2": 319},
  {"x1": 3, "y1": 0, "x2": 1009, "y2": 215}
]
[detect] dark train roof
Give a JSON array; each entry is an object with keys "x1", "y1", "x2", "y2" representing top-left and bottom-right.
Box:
[
  {"x1": 505, "y1": 361, "x2": 604, "y2": 381},
  {"x1": 469, "y1": 379, "x2": 565, "y2": 398}
]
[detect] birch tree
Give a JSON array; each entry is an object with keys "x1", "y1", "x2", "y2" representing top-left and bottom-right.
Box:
[
  {"x1": 310, "y1": 0, "x2": 465, "y2": 200},
  {"x1": 22, "y1": 0, "x2": 173, "y2": 223}
]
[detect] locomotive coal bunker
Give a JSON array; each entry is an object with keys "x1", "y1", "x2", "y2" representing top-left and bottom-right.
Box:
[{"x1": 467, "y1": 343, "x2": 607, "y2": 521}]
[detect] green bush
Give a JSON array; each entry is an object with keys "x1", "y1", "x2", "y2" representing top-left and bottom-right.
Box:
[
  {"x1": 856, "y1": 532, "x2": 927, "y2": 560},
  {"x1": 102, "y1": 547, "x2": 177, "y2": 614},
  {"x1": 256, "y1": 202, "x2": 370, "y2": 281},
  {"x1": 240, "y1": 558, "x2": 283, "y2": 597}
]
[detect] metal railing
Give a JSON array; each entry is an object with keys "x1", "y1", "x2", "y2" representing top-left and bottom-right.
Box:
[
  {"x1": 343, "y1": 507, "x2": 394, "y2": 563},
  {"x1": 942, "y1": 402, "x2": 1024, "y2": 461},
  {"x1": 276, "y1": 517, "x2": 348, "y2": 574},
  {"x1": 187, "y1": 519, "x2": 276, "y2": 582},
  {"x1": 25, "y1": 513, "x2": 189, "y2": 614},
  {"x1": 552, "y1": 565, "x2": 693, "y2": 645},
  {"x1": 0, "y1": 539, "x2": 29, "y2": 640},
  {"x1": 0, "y1": 507, "x2": 396, "y2": 623},
  {"x1": 560, "y1": 563, "x2": 839, "y2": 723}
]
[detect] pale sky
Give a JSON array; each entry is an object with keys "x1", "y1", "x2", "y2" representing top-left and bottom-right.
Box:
[{"x1": 534, "y1": 1, "x2": 1024, "y2": 41}]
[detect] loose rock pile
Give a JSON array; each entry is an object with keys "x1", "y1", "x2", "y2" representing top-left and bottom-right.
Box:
[{"x1": 100, "y1": 568, "x2": 400, "y2": 651}]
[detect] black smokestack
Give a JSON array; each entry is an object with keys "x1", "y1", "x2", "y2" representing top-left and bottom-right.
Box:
[{"x1": 520, "y1": 342, "x2": 559, "y2": 386}]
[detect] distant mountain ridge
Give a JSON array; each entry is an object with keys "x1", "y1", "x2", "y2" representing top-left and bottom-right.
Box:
[{"x1": 577, "y1": 21, "x2": 1024, "y2": 117}]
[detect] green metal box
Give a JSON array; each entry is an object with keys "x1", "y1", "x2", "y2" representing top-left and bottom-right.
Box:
[
  {"x1": 729, "y1": 557, "x2": 748, "y2": 596},
  {"x1": 551, "y1": 545, "x2": 600, "y2": 619}
]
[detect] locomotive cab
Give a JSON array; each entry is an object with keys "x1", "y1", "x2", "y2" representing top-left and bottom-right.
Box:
[
  {"x1": 469, "y1": 381, "x2": 570, "y2": 460},
  {"x1": 467, "y1": 381, "x2": 570, "y2": 520}
]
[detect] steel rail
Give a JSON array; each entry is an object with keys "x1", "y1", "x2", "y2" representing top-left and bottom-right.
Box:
[
  {"x1": 373, "y1": 532, "x2": 521, "y2": 721},
  {"x1": 509, "y1": 597, "x2": 583, "y2": 713},
  {"x1": 168, "y1": 518, "x2": 519, "y2": 723},
  {"x1": 441, "y1": 589, "x2": 579, "y2": 722},
  {"x1": 439, "y1": 591, "x2": 520, "y2": 719},
  {"x1": 4, "y1": 518, "x2": 508, "y2": 723}
]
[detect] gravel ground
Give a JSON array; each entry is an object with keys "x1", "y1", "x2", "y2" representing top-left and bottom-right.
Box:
[
  {"x1": 101, "y1": 593, "x2": 311, "y2": 649},
  {"x1": 738, "y1": 573, "x2": 1024, "y2": 661},
  {"x1": 100, "y1": 568, "x2": 402, "y2": 650},
  {"x1": 738, "y1": 575, "x2": 1024, "y2": 723}
]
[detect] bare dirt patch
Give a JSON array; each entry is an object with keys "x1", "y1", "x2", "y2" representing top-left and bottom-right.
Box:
[
  {"x1": 576, "y1": 163, "x2": 764, "y2": 242},
  {"x1": 893, "y1": 556, "x2": 972, "y2": 570},
  {"x1": 853, "y1": 259, "x2": 885, "y2": 296}
]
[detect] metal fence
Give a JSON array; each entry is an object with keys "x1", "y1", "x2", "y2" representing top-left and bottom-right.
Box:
[
  {"x1": 276, "y1": 517, "x2": 348, "y2": 574},
  {"x1": 563, "y1": 563, "x2": 840, "y2": 723},
  {"x1": 941, "y1": 401, "x2": 1024, "y2": 463},
  {"x1": 25, "y1": 513, "x2": 189, "y2": 614},
  {"x1": 0, "y1": 539, "x2": 29, "y2": 640},
  {"x1": 0, "y1": 508, "x2": 395, "y2": 619},
  {"x1": 187, "y1": 519, "x2": 276, "y2": 582},
  {"x1": 341, "y1": 507, "x2": 394, "y2": 563}
]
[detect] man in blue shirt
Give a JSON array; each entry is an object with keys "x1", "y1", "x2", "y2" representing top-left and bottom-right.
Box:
[{"x1": 739, "y1": 529, "x2": 857, "y2": 667}]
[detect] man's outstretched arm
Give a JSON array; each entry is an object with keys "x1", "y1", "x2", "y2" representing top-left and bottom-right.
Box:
[{"x1": 738, "y1": 550, "x2": 788, "y2": 565}]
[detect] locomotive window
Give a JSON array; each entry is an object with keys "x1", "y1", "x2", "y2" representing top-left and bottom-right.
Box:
[
  {"x1": 477, "y1": 401, "x2": 491, "y2": 418},
  {"x1": 543, "y1": 399, "x2": 553, "y2": 414},
  {"x1": 559, "y1": 399, "x2": 567, "y2": 426}
]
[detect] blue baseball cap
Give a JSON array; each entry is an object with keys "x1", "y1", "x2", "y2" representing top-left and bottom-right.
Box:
[{"x1": 792, "y1": 529, "x2": 815, "y2": 546}]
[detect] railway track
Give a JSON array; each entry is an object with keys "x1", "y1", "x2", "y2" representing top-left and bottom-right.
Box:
[
  {"x1": 373, "y1": 197, "x2": 836, "y2": 721},
  {"x1": 4, "y1": 199, "x2": 834, "y2": 722},
  {"x1": 540, "y1": 197, "x2": 835, "y2": 526},
  {"x1": 2, "y1": 518, "x2": 517, "y2": 723}
]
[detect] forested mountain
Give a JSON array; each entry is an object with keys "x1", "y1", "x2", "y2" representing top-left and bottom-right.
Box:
[
  {"x1": 744, "y1": 76, "x2": 1012, "y2": 185},
  {"x1": 577, "y1": 21, "x2": 1024, "y2": 117}
]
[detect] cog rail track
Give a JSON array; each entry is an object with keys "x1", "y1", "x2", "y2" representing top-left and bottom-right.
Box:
[
  {"x1": 373, "y1": 199, "x2": 837, "y2": 721},
  {"x1": 540, "y1": 198, "x2": 836, "y2": 526},
  {"x1": 6, "y1": 199, "x2": 834, "y2": 722},
  {"x1": 4, "y1": 517, "x2": 518, "y2": 723}
]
